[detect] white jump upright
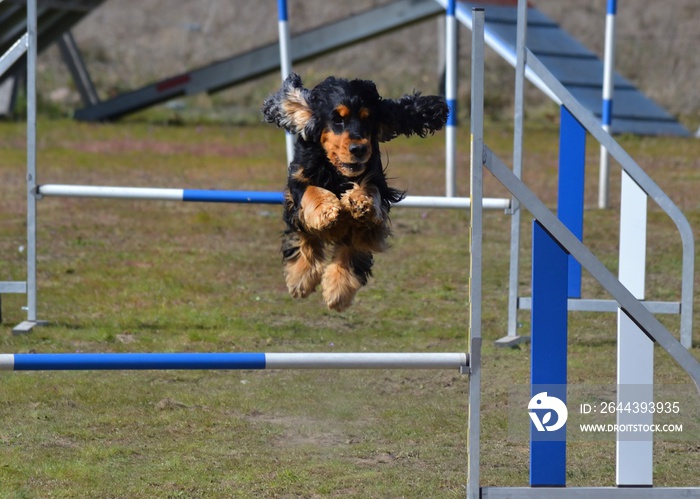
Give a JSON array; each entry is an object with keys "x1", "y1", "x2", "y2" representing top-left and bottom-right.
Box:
[
  {"x1": 444, "y1": 0, "x2": 458, "y2": 197},
  {"x1": 277, "y1": 0, "x2": 295, "y2": 166},
  {"x1": 598, "y1": 0, "x2": 617, "y2": 209},
  {"x1": 617, "y1": 171, "x2": 653, "y2": 485}
]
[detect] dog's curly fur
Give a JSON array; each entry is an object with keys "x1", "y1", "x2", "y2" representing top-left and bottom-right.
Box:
[{"x1": 262, "y1": 73, "x2": 448, "y2": 311}]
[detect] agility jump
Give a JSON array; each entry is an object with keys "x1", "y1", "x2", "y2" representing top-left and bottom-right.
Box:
[{"x1": 1, "y1": 1, "x2": 699, "y2": 498}]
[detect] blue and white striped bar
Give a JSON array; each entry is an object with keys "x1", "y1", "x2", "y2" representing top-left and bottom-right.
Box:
[
  {"x1": 36, "y1": 184, "x2": 511, "y2": 210},
  {"x1": 38, "y1": 184, "x2": 285, "y2": 204},
  {"x1": 0, "y1": 352, "x2": 468, "y2": 371}
]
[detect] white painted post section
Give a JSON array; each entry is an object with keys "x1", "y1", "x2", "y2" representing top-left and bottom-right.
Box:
[
  {"x1": 616, "y1": 171, "x2": 653, "y2": 486},
  {"x1": 277, "y1": 0, "x2": 295, "y2": 166}
]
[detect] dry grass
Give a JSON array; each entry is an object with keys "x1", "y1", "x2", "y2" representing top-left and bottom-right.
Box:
[{"x1": 0, "y1": 118, "x2": 699, "y2": 496}]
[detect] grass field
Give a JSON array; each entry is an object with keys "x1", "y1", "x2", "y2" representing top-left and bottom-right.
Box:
[{"x1": 0, "y1": 118, "x2": 699, "y2": 497}]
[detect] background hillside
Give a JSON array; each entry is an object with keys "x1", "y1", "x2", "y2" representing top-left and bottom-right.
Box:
[{"x1": 34, "y1": 0, "x2": 700, "y2": 129}]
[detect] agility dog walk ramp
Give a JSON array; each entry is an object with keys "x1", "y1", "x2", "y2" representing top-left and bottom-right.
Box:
[
  {"x1": 0, "y1": 0, "x2": 105, "y2": 81},
  {"x1": 72, "y1": 0, "x2": 445, "y2": 122},
  {"x1": 66, "y1": 0, "x2": 689, "y2": 135},
  {"x1": 436, "y1": 0, "x2": 689, "y2": 136},
  {"x1": 6, "y1": 0, "x2": 689, "y2": 135}
]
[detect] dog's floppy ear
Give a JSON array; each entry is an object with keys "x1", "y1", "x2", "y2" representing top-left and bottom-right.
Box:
[
  {"x1": 262, "y1": 73, "x2": 318, "y2": 140},
  {"x1": 377, "y1": 92, "x2": 449, "y2": 142}
]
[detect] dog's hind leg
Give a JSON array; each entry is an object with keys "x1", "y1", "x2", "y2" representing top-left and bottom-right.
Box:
[
  {"x1": 282, "y1": 231, "x2": 325, "y2": 299},
  {"x1": 322, "y1": 244, "x2": 373, "y2": 312}
]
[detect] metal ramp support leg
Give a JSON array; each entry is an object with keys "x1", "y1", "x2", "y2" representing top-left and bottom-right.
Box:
[{"x1": 57, "y1": 31, "x2": 99, "y2": 107}]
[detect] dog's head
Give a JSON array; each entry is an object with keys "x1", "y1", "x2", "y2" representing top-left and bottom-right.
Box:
[{"x1": 262, "y1": 73, "x2": 449, "y2": 178}]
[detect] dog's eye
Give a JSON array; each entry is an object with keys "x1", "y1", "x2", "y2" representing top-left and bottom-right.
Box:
[{"x1": 331, "y1": 113, "x2": 344, "y2": 127}]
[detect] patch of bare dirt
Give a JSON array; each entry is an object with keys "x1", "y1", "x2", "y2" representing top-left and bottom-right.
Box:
[{"x1": 244, "y1": 411, "x2": 349, "y2": 449}]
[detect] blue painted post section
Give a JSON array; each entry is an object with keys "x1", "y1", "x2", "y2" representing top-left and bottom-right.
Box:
[
  {"x1": 12, "y1": 352, "x2": 267, "y2": 371},
  {"x1": 557, "y1": 106, "x2": 586, "y2": 298},
  {"x1": 183, "y1": 189, "x2": 285, "y2": 204},
  {"x1": 277, "y1": 0, "x2": 288, "y2": 21},
  {"x1": 530, "y1": 220, "x2": 568, "y2": 487}
]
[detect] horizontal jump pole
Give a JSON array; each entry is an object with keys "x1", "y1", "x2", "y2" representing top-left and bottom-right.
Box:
[
  {"x1": 0, "y1": 352, "x2": 469, "y2": 371},
  {"x1": 36, "y1": 184, "x2": 511, "y2": 211}
]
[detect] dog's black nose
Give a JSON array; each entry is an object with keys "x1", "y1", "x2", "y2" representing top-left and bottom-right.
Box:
[{"x1": 349, "y1": 143, "x2": 368, "y2": 158}]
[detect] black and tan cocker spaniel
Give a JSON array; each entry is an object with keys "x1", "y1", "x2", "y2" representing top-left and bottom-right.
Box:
[{"x1": 263, "y1": 73, "x2": 448, "y2": 311}]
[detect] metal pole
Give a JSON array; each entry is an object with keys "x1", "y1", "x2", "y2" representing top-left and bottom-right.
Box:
[
  {"x1": 26, "y1": 0, "x2": 37, "y2": 325},
  {"x1": 598, "y1": 0, "x2": 617, "y2": 209},
  {"x1": 500, "y1": 0, "x2": 529, "y2": 347},
  {"x1": 277, "y1": 0, "x2": 295, "y2": 166},
  {"x1": 467, "y1": 9, "x2": 485, "y2": 499},
  {"x1": 445, "y1": 0, "x2": 457, "y2": 197}
]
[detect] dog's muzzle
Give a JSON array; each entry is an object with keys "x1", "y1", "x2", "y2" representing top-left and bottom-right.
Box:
[{"x1": 349, "y1": 142, "x2": 368, "y2": 159}]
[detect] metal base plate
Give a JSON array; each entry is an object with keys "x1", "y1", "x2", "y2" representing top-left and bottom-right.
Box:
[
  {"x1": 481, "y1": 487, "x2": 700, "y2": 498},
  {"x1": 494, "y1": 335, "x2": 530, "y2": 348},
  {"x1": 12, "y1": 320, "x2": 50, "y2": 335}
]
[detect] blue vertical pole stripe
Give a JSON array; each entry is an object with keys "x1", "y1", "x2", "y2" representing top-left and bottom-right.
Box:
[
  {"x1": 530, "y1": 221, "x2": 568, "y2": 487},
  {"x1": 602, "y1": 99, "x2": 613, "y2": 126},
  {"x1": 447, "y1": 99, "x2": 457, "y2": 127},
  {"x1": 183, "y1": 189, "x2": 285, "y2": 204},
  {"x1": 277, "y1": 0, "x2": 288, "y2": 21},
  {"x1": 12, "y1": 352, "x2": 267, "y2": 370},
  {"x1": 607, "y1": 0, "x2": 617, "y2": 15},
  {"x1": 447, "y1": 0, "x2": 456, "y2": 16},
  {"x1": 557, "y1": 106, "x2": 586, "y2": 298}
]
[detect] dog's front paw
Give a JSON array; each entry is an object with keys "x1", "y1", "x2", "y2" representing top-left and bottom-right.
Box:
[
  {"x1": 341, "y1": 184, "x2": 383, "y2": 225},
  {"x1": 307, "y1": 199, "x2": 341, "y2": 232},
  {"x1": 300, "y1": 187, "x2": 342, "y2": 232}
]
